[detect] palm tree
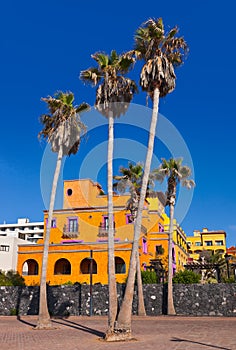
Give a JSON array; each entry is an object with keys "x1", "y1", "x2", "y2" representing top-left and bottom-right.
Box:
[
  {"x1": 152, "y1": 158, "x2": 195, "y2": 315},
  {"x1": 115, "y1": 18, "x2": 188, "y2": 338},
  {"x1": 80, "y1": 51, "x2": 137, "y2": 338},
  {"x1": 113, "y1": 162, "x2": 147, "y2": 316},
  {"x1": 36, "y1": 91, "x2": 88, "y2": 329}
]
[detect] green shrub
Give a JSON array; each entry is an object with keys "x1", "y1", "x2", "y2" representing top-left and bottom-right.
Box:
[
  {"x1": 173, "y1": 270, "x2": 201, "y2": 284},
  {"x1": 0, "y1": 270, "x2": 25, "y2": 286},
  {"x1": 141, "y1": 270, "x2": 158, "y2": 284}
]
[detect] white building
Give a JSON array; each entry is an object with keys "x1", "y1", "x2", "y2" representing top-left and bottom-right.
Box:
[
  {"x1": 0, "y1": 218, "x2": 44, "y2": 272},
  {"x1": 0, "y1": 236, "x2": 29, "y2": 272},
  {"x1": 0, "y1": 218, "x2": 44, "y2": 243}
]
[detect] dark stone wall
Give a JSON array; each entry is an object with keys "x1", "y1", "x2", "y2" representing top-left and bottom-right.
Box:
[{"x1": 0, "y1": 284, "x2": 236, "y2": 316}]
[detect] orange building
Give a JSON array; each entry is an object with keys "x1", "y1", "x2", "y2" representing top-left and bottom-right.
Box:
[{"x1": 17, "y1": 179, "x2": 166, "y2": 285}]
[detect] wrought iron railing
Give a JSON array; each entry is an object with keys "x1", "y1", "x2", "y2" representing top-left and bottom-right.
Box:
[{"x1": 62, "y1": 224, "x2": 79, "y2": 238}]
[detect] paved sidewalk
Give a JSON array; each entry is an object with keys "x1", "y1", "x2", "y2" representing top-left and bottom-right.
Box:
[{"x1": 0, "y1": 315, "x2": 235, "y2": 350}]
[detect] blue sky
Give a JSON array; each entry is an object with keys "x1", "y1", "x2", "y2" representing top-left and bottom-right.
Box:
[{"x1": 0, "y1": 0, "x2": 236, "y2": 247}]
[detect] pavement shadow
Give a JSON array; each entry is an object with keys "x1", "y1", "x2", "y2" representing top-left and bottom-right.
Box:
[
  {"x1": 52, "y1": 318, "x2": 105, "y2": 338},
  {"x1": 17, "y1": 317, "x2": 36, "y2": 328},
  {"x1": 171, "y1": 337, "x2": 232, "y2": 350}
]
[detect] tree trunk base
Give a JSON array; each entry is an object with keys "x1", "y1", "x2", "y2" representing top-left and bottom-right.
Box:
[
  {"x1": 34, "y1": 318, "x2": 56, "y2": 330},
  {"x1": 103, "y1": 326, "x2": 136, "y2": 342}
]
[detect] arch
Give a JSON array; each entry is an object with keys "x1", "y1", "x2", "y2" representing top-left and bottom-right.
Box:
[
  {"x1": 22, "y1": 259, "x2": 39, "y2": 275},
  {"x1": 80, "y1": 258, "x2": 97, "y2": 274},
  {"x1": 54, "y1": 258, "x2": 71, "y2": 275},
  {"x1": 115, "y1": 256, "x2": 126, "y2": 274}
]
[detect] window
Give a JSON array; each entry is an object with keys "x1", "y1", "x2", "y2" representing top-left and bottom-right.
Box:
[
  {"x1": 54, "y1": 258, "x2": 71, "y2": 275},
  {"x1": 215, "y1": 240, "x2": 223, "y2": 246},
  {"x1": 155, "y1": 245, "x2": 164, "y2": 255},
  {"x1": 67, "y1": 188, "x2": 73, "y2": 196},
  {"x1": 103, "y1": 216, "x2": 109, "y2": 229},
  {"x1": 80, "y1": 258, "x2": 97, "y2": 274},
  {"x1": 126, "y1": 214, "x2": 133, "y2": 224},
  {"x1": 115, "y1": 257, "x2": 126, "y2": 274},
  {"x1": 68, "y1": 218, "x2": 78, "y2": 232},
  {"x1": 22, "y1": 259, "x2": 39, "y2": 275},
  {"x1": 195, "y1": 242, "x2": 201, "y2": 246},
  {"x1": 101, "y1": 215, "x2": 115, "y2": 229},
  {"x1": 142, "y1": 238, "x2": 148, "y2": 254},
  {"x1": 46, "y1": 218, "x2": 56, "y2": 228},
  {"x1": 205, "y1": 241, "x2": 213, "y2": 246},
  {"x1": 0, "y1": 245, "x2": 9, "y2": 252}
]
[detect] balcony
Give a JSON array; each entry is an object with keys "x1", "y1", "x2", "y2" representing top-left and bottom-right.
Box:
[
  {"x1": 98, "y1": 222, "x2": 116, "y2": 237},
  {"x1": 62, "y1": 224, "x2": 79, "y2": 238}
]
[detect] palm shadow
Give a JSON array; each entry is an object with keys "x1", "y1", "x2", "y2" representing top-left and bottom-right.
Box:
[
  {"x1": 171, "y1": 337, "x2": 231, "y2": 350},
  {"x1": 17, "y1": 316, "x2": 37, "y2": 327},
  {"x1": 52, "y1": 318, "x2": 105, "y2": 338},
  {"x1": 17, "y1": 316, "x2": 105, "y2": 337}
]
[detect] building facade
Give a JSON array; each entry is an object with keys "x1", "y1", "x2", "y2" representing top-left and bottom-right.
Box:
[
  {"x1": 17, "y1": 179, "x2": 189, "y2": 285},
  {"x1": 187, "y1": 228, "x2": 227, "y2": 261}
]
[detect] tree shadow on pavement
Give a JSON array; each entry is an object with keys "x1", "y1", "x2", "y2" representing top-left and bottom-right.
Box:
[
  {"x1": 17, "y1": 317, "x2": 37, "y2": 328},
  {"x1": 52, "y1": 318, "x2": 105, "y2": 338},
  {"x1": 171, "y1": 337, "x2": 231, "y2": 350}
]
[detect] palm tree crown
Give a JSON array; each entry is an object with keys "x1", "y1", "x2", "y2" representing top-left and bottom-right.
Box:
[
  {"x1": 134, "y1": 18, "x2": 188, "y2": 98},
  {"x1": 113, "y1": 162, "x2": 145, "y2": 221},
  {"x1": 39, "y1": 91, "x2": 88, "y2": 155},
  {"x1": 152, "y1": 158, "x2": 195, "y2": 206},
  {"x1": 80, "y1": 50, "x2": 137, "y2": 117}
]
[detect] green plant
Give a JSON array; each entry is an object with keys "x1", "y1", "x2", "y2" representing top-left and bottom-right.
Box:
[
  {"x1": 10, "y1": 308, "x2": 18, "y2": 316},
  {"x1": 173, "y1": 270, "x2": 201, "y2": 284},
  {"x1": 141, "y1": 270, "x2": 158, "y2": 284},
  {"x1": 62, "y1": 281, "x2": 74, "y2": 285},
  {"x1": 0, "y1": 270, "x2": 25, "y2": 286},
  {"x1": 222, "y1": 277, "x2": 235, "y2": 283}
]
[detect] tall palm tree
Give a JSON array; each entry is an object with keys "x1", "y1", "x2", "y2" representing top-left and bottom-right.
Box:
[
  {"x1": 36, "y1": 91, "x2": 88, "y2": 329},
  {"x1": 80, "y1": 51, "x2": 137, "y2": 337},
  {"x1": 115, "y1": 18, "x2": 188, "y2": 338},
  {"x1": 152, "y1": 158, "x2": 195, "y2": 315},
  {"x1": 113, "y1": 162, "x2": 148, "y2": 316}
]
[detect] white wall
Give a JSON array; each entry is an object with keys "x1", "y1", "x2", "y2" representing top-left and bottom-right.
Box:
[{"x1": 0, "y1": 236, "x2": 27, "y2": 272}]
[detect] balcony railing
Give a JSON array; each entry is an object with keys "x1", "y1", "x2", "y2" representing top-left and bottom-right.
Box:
[
  {"x1": 98, "y1": 222, "x2": 116, "y2": 237},
  {"x1": 62, "y1": 224, "x2": 79, "y2": 238}
]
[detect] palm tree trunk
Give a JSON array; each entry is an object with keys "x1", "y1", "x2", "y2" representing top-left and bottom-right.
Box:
[
  {"x1": 115, "y1": 87, "x2": 160, "y2": 337},
  {"x1": 136, "y1": 251, "x2": 146, "y2": 316},
  {"x1": 36, "y1": 144, "x2": 63, "y2": 329},
  {"x1": 167, "y1": 201, "x2": 176, "y2": 315},
  {"x1": 105, "y1": 110, "x2": 118, "y2": 337}
]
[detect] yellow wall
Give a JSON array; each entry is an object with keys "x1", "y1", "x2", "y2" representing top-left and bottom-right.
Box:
[{"x1": 18, "y1": 241, "x2": 133, "y2": 285}]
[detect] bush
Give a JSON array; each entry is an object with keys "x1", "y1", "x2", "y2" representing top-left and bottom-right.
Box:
[
  {"x1": 141, "y1": 270, "x2": 158, "y2": 284},
  {"x1": 173, "y1": 270, "x2": 201, "y2": 284},
  {"x1": 0, "y1": 270, "x2": 25, "y2": 286}
]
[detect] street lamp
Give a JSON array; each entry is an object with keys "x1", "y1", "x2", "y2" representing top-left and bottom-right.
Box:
[{"x1": 89, "y1": 250, "x2": 93, "y2": 316}]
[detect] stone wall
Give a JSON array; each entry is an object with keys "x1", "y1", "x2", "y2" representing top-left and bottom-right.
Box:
[{"x1": 0, "y1": 284, "x2": 236, "y2": 316}]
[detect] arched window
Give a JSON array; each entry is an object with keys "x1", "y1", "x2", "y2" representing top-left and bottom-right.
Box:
[
  {"x1": 54, "y1": 258, "x2": 71, "y2": 275},
  {"x1": 80, "y1": 258, "x2": 97, "y2": 274},
  {"x1": 115, "y1": 257, "x2": 126, "y2": 274},
  {"x1": 22, "y1": 259, "x2": 39, "y2": 275}
]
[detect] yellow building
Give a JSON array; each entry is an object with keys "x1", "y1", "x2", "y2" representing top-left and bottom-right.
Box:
[
  {"x1": 17, "y1": 179, "x2": 190, "y2": 285},
  {"x1": 187, "y1": 228, "x2": 227, "y2": 261},
  {"x1": 142, "y1": 195, "x2": 189, "y2": 275},
  {"x1": 17, "y1": 179, "x2": 165, "y2": 285}
]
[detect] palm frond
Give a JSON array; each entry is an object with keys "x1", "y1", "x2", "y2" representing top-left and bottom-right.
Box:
[
  {"x1": 80, "y1": 68, "x2": 102, "y2": 85},
  {"x1": 76, "y1": 102, "x2": 90, "y2": 114},
  {"x1": 92, "y1": 52, "x2": 109, "y2": 68}
]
